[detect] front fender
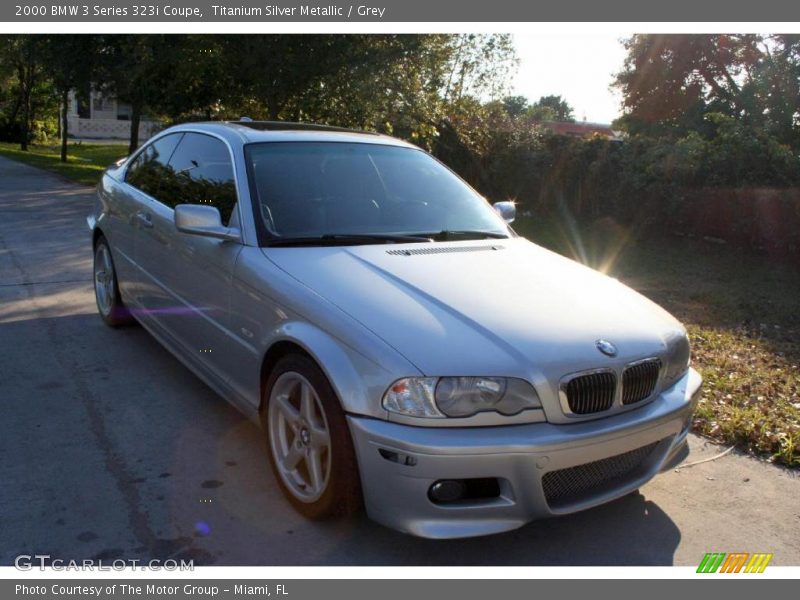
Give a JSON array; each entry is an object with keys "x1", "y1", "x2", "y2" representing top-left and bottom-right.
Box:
[
  {"x1": 260, "y1": 320, "x2": 405, "y2": 420},
  {"x1": 88, "y1": 173, "x2": 115, "y2": 242}
]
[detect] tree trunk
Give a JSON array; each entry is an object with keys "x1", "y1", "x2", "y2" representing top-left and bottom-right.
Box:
[
  {"x1": 60, "y1": 88, "x2": 69, "y2": 163},
  {"x1": 18, "y1": 65, "x2": 30, "y2": 152},
  {"x1": 20, "y1": 91, "x2": 30, "y2": 152},
  {"x1": 267, "y1": 95, "x2": 282, "y2": 121},
  {"x1": 699, "y1": 65, "x2": 742, "y2": 115},
  {"x1": 128, "y1": 105, "x2": 141, "y2": 155},
  {"x1": 8, "y1": 88, "x2": 21, "y2": 125}
]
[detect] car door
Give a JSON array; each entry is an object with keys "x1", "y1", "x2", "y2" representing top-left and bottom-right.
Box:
[
  {"x1": 115, "y1": 132, "x2": 183, "y2": 304},
  {"x1": 135, "y1": 131, "x2": 244, "y2": 383}
]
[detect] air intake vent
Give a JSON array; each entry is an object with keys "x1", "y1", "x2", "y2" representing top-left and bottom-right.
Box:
[
  {"x1": 542, "y1": 440, "x2": 661, "y2": 509},
  {"x1": 622, "y1": 359, "x2": 661, "y2": 405},
  {"x1": 563, "y1": 371, "x2": 616, "y2": 414},
  {"x1": 386, "y1": 245, "x2": 504, "y2": 256}
]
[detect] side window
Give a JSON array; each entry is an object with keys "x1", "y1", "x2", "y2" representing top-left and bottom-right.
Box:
[
  {"x1": 125, "y1": 133, "x2": 183, "y2": 199},
  {"x1": 161, "y1": 133, "x2": 238, "y2": 226}
]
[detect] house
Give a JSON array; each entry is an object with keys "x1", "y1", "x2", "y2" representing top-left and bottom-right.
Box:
[
  {"x1": 541, "y1": 121, "x2": 624, "y2": 142},
  {"x1": 67, "y1": 90, "x2": 160, "y2": 141}
]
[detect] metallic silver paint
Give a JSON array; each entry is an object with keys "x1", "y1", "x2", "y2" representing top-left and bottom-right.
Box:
[
  {"x1": 174, "y1": 204, "x2": 242, "y2": 242},
  {"x1": 89, "y1": 122, "x2": 701, "y2": 538},
  {"x1": 492, "y1": 200, "x2": 516, "y2": 223},
  {"x1": 349, "y1": 369, "x2": 701, "y2": 538}
]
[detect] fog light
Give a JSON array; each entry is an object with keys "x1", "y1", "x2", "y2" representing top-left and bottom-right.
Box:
[{"x1": 428, "y1": 480, "x2": 466, "y2": 503}]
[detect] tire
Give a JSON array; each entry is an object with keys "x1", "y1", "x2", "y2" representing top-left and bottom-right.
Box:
[
  {"x1": 261, "y1": 353, "x2": 362, "y2": 519},
  {"x1": 93, "y1": 235, "x2": 133, "y2": 327}
]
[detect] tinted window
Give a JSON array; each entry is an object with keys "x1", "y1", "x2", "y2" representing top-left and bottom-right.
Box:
[
  {"x1": 125, "y1": 133, "x2": 183, "y2": 198},
  {"x1": 246, "y1": 142, "x2": 507, "y2": 239},
  {"x1": 159, "y1": 133, "x2": 238, "y2": 225}
]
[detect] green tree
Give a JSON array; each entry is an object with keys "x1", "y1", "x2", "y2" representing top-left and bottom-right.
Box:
[
  {"x1": 40, "y1": 35, "x2": 96, "y2": 161},
  {"x1": 95, "y1": 35, "x2": 178, "y2": 154},
  {"x1": 293, "y1": 35, "x2": 451, "y2": 144},
  {"x1": 501, "y1": 95, "x2": 529, "y2": 118},
  {"x1": 613, "y1": 34, "x2": 763, "y2": 135},
  {"x1": 218, "y1": 35, "x2": 358, "y2": 121},
  {"x1": 0, "y1": 35, "x2": 46, "y2": 150},
  {"x1": 529, "y1": 95, "x2": 575, "y2": 122},
  {"x1": 441, "y1": 34, "x2": 517, "y2": 103},
  {"x1": 151, "y1": 35, "x2": 228, "y2": 122},
  {"x1": 742, "y1": 35, "x2": 800, "y2": 149},
  {"x1": 215, "y1": 34, "x2": 517, "y2": 150}
]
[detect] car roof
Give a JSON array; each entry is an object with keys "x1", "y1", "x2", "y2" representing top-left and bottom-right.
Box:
[{"x1": 162, "y1": 120, "x2": 418, "y2": 149}]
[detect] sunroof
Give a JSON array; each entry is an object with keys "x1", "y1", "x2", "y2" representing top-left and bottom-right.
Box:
[{"x1": 226, "y1": 120, "x2": 378, "y2": 135}]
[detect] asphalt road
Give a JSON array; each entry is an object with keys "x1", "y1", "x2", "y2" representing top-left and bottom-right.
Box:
[{"x1": 1, "y1": 155, "x2": 798, "y2": 566}]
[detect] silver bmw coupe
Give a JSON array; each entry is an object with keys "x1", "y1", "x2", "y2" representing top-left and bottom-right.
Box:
[{"x1": 89, "y1": 120, "x2": 702, "y2": 539}]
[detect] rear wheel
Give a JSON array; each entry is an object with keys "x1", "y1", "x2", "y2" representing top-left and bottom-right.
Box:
[
  {"x1": 262, "y1": 354, "x2": 362, "y2": 519},
  {"x1": 93, "y1": 236, "x2": 133, "y2": 327}
]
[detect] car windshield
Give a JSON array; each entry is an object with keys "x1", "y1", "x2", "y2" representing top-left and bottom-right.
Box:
[{"x1": 245, "y1": 142, "x2": 510, "y2": 244}]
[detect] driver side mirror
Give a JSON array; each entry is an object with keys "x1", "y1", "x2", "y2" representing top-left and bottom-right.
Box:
[
  {"x1": 174, "y1": 204, "x2": 241, "y2": 242},
  {"x1": 493, "y1": 201, "x2": 516, "y2": 224}
]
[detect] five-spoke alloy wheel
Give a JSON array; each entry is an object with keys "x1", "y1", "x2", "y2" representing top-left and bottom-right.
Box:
[
  {"x1": 268, "y1": 371, "x2": 332, "y2": 502},
  {"x1": 263, "y1": 354, "x2": 362, "y2": 519},
  {"x1": 93, "y1": 236, "x2": 132, "y2": 327}
]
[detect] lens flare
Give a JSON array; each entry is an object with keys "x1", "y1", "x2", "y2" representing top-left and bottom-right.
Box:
[
  {"x1": 194, "y1": 521, "x2": 211, "y2": 537},
  {"x1": 553, "y1": 195, "x2": 637, "y2": 275}
]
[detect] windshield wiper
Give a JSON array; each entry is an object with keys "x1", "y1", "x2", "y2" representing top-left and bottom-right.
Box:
[
  {"x1": 265, "y1": 233, "x2": 434, "y2": 247},
  {"x1": 415, "y1": 230, "x2": 510, "y2": 241}
]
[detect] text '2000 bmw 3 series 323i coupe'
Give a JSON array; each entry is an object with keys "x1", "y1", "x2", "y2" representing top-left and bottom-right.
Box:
[{"x1": 88, "y1": 120, "x2": 701, "y2": 539}]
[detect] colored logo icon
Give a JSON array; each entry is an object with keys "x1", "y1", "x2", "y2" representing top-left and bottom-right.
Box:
[{"x1": 697, "y1": 552, "x2": 773, "y2": 573}]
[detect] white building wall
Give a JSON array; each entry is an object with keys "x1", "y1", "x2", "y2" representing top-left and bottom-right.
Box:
[
  {"x1": 66, "y1": 116, "x2": 160, "y2": 140},
  {"x1": 66, "y1": 90, "x2": 161, "y2": 141}
]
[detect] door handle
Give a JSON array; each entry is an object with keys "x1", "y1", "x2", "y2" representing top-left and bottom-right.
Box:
[{"x1": 136, "y1": 211, "x2": 153, "y2": 229}]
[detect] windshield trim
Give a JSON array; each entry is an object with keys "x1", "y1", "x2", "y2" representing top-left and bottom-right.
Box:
[{"x1": 242, "y1": 140, "x2": 512, "y2": 247}]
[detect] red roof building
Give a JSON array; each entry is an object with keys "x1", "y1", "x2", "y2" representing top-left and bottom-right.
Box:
[{"x1": 541, "y1": 121, "x2": 624, "y2": 141}]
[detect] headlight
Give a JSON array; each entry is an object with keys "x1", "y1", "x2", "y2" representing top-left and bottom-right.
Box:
[
  {"x1": 382, "y1": 377, "x2": 440, "y2": 417},
  {"x1": 663, "y1": 331, "x2": 691, "y2": 387},
  {"x1": 382, "y1": 376, "x2": 541, "y2": 418}
]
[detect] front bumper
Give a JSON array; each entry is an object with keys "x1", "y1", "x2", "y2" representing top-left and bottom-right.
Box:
[{"x1": 348, "y1": 368, "x2": 701, "y2": 539}]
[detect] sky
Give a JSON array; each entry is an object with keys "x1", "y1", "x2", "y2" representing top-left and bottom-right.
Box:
[{"x1": 512, "y1": 34, "x2": 629, "y2": 125}]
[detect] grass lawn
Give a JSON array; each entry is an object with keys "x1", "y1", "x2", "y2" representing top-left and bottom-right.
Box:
[
  {"x1": 0, "y1": 141, "x2": 129, "y2": 186},
  {"x1": 516, "y1": 216, "x2": 800, "y2": 467}
]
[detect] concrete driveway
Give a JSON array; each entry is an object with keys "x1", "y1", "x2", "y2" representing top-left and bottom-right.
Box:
[{"x1": 1, "y1": 155, "x2": 798, "y2": 566}]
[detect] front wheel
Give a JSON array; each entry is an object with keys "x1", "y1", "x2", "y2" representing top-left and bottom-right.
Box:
[
  {"x1": 262, "y1": 354, "x2": 362, "y2": 519},
  {"x1": 93, "y1": 236, "x2": 133, "y2": 327}
]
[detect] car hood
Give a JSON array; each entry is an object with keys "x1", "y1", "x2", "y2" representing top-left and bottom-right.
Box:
[{"x1": 262, "y1": 238, "x2": 684, "y2": 378}]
